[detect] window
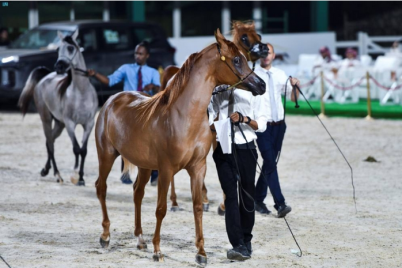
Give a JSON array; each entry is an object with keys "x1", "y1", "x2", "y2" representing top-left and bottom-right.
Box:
[
  {"x1": 101, "y1": 28, "x2": 130, "y2": 50},
  {"x1": 77, "y1": 29, "x2": 97, "y2": 52}
]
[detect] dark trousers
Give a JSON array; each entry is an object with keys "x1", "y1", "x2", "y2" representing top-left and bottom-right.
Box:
[
  {"x1": 255, "y1": 123, "x2": 287, "y2": 210},
  {"x1": 213, "y1": 142, "x2": 257, "y2": 248}
]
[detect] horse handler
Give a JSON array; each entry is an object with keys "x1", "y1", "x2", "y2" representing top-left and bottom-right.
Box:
[
  {"x1": 87, "y1": 41, "x2": 160, "y2": 185},
  {"x1": 209, "y1": 88, "x2": 268, "y2": 261}
]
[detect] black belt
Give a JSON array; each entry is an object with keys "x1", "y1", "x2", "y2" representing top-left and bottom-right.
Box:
[
  {"x1": 267, "y1": 120, "x2": 284, "y2": 126},
  {"x1": 234, "y1": 141, "x2": 256, "y2": 150}
]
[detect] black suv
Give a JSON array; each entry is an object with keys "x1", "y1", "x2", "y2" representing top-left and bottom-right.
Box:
[{"x1": 0, "y1": 20, "x2": 176, "y2": 106}]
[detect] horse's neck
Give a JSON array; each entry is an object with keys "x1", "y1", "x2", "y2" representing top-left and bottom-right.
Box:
[
  {"x1": 173, "y1": 63, "x2": 215, "y2": 120},
  {"x1": 71, "y1": 55, "x2": 90, "y2": 89}
]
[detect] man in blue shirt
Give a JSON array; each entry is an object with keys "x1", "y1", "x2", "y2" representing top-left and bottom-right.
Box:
[{"x1": 88, "y1": 41, "x2": 160, "y2": 185}]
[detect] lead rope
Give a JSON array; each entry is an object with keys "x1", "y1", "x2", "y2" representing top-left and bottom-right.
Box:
[
  {"x1": 233, "y1": 117, "x2": 303, "y2": 257},
  {"x1": 287, "y1": 77, "x2": 357, "y2": 213},
  {"x1": 0, "y1": 255, "x2": 12, "y2": 268}
]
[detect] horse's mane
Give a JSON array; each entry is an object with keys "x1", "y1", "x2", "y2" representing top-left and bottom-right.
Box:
[
  {"x1": 57, "y1": 69, "x2": 72, "y2": 99},
  {"x1": 231, "y1": 20, "x2": 256, "y2": 41},
  {"x1": 135, "y1": 51, "x2": 203, "y2": 123}
]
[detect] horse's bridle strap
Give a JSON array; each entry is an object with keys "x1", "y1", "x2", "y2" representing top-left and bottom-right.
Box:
[{"x1": 215, "y1": 43, "x2": 255, "y2": 94}]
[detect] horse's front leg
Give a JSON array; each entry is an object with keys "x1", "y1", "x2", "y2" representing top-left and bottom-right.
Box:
[
  {"x1": 64, "y1": 120, "x2": 83, "y2": 186},
  {"x1": 152, "y1": 167, "x2": 173, "y2": 262},
  {"x1": 187, "y1": 160, "x2": 207, "y2": 266}
]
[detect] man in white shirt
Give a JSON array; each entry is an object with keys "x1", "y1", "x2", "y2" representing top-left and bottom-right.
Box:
[
  {"x1": 253, "y1": 43, "x2": 300, "y2": 218},
  {"x1": 339, "y1": 48, "x2": 361, "y2": 70},
  {"x1": 209, "y1": 89, "x2": 268, "y2": 261}
]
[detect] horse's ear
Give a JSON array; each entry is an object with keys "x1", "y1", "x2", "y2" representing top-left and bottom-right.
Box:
[
  {"x1": 214, "y1": 28, "x2": 228, "y2": 50},
  {"x1": 57, "y1": 30, "x2": 65, "y2": 41},
  {"x1": 72, "y1": 29, "x2": 79, "y2": 41}
]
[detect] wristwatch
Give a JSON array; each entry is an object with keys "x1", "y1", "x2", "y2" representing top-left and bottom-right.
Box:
[{"x1": 245, "y1": 116, "x2": 251, "y2": 125}]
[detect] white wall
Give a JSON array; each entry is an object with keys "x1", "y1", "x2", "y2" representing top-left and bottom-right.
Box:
[{"x1": 169, "y1": 32, "x2": 336, "y2": 66}]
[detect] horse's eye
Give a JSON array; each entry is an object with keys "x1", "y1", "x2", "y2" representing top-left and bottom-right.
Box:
[
  {"x1": 67, "y1": 46, "x2": 74, "y2": 53},
  {"x1": 234, "y1": 57, "x2": 240, "y2": 64}
]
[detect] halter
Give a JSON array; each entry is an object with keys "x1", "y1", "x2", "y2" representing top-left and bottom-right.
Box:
[
  {"x1": 57, "y1": 41, "x2": 89, "y2": 77},
  {"x1": 213, "y1": 43, "x2": 255, "y2": 95}
]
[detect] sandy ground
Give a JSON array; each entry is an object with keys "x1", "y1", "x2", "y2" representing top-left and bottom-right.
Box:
[{"x1": 0, "y1": 111, "x2": 402, "y2": 268}]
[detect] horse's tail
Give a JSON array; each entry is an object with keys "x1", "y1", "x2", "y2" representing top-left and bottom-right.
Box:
[
  {"x1": 18, "y1": 66, "x2": 51, "y2": 116},
  {"x1": 120, "y1": 157, "x2": 138, "y2": 182}
]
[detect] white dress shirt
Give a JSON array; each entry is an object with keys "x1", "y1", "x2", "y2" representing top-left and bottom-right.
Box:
[
  {"x1": 208, "y1": 89, "x2": 268, "y2": 144},
  {"x1": 254, "y1": 65, "x2": 293, "y2": 122}
]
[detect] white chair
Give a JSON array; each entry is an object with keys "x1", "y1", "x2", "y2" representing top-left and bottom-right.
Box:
[
  {"x1": 360, "y1": 55, "x2": 373, "y2": 67},
  {"x1": 297, "y1": 54, "x2": 321, "y2": 100},
  {"x1": 373, "y1": 56, "x2": 401, "y2": 103}
]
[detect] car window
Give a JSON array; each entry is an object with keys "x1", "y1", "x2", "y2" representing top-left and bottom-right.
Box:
[
  {"x1": 101, "y1": 28, "x2": 131, "y2": 51},
  {"x1": 9, "y1": 29, "x2": 72, "y2": 49},
  {"x1": 77, "y1": 29, "x2": 98, "y2": 52}
]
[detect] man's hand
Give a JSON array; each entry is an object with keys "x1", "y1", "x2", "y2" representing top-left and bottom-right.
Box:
[
  {"x1": 87, "y1": 69, "x2": 96, "y2": 77},
  {"x1": 230, "y1": 112, "x2": 242, "y2": 123},
  {"x1": 290, "y1": 77, "x2": 300, "y2": 87}
]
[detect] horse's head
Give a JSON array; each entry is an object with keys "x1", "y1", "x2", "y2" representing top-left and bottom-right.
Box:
[
  {"x1": 214, "y1": 29, "x2": 265, "y2": 96},
  {"x1": 54, "y1": 30, "x2": 81, "y2": 75},
  {"x1": 232, "y1": 21, "x2": 268, "y2": 62}
]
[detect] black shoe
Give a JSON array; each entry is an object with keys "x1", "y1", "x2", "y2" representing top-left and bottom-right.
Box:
[
  {"x1": 277, "y1": 204, "x2": 292, "y2": 218},
  {"x1": 120, "y1": 173, "x2": 133, "y2": 184},
  {"x1": 227, "y1": 244, "x2": 251, "y2": 261},
  {"x1": 245, "y1": 241, "x2": 252, "y2": 256},
  {"x1": 255, "y1": 202, "x2": 271, "y2": 215}
]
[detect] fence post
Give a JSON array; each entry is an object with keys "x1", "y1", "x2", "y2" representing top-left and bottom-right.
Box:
[
  {"x1": 365, "y1": 71, "x2": 373, "y2": 120},
  {"x1": 319, "y1": 71, "x2": 326, "y2": 118}
]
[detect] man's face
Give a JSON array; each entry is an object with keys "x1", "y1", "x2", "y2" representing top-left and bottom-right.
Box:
[
  {"x1": 260, "y1": 45, "x2": 275, "y2": 68},
  {"x1": 346, "y1": 52, "x2": 355, "y2": 59},
  {"x1": 134, "y1": 45, "x2": 149, "y2": 65}
]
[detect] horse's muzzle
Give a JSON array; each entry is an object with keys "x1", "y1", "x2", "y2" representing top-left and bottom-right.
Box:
[
  {"x1": 54, "y1": 60, "x2": 70, "y2": 75},
  {"x1": 250, "y1": 43, "x2": 269, "y2": 59},
  {"x1": 242, "y1": 74, "x2": 266, "y2": 96}
]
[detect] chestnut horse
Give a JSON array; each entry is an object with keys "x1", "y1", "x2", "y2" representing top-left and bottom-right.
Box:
[
  {"x1": 122, "y1": 20, "x2": 268, "y2": 212},
  {"x1": 94, "y1": 29, "x2": 265, "y2": 265}
]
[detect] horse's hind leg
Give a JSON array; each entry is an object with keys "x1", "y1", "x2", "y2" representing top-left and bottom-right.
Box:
[
  {"x1": 187, "y1": 161, "x2": 207, "y2": 266},
  {"x1": 170, "y1": 178, "x2": 180, "y2": 211},
  {"x1": 133, "y1": 168, "x2": 152, "y2": 250},
  {"x1": 96, "y1": 149, "x2": 118, "y2": 248},
  {"x1": 38, "y1": 108, "x2": 63, "y2": 182}
]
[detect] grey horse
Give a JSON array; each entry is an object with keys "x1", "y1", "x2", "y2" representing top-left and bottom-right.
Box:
[{"x1": 18, "y1": 30, "x2": 98, "y2": 186}]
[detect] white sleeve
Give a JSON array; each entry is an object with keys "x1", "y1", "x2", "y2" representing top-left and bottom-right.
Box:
[
  {"x1": 252, "y1": 94, "x2": 268, "y2": 133},
  {"x1": 208, "y1": 95, "x2": 220, "y2": 126}
]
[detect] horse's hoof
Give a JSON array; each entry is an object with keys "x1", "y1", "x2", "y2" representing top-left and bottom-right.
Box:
[
  {"x1": 137, "y1": 243, "x2": 147, "y2": 250},
  {"x1": 136, "y1": 234, "x2": 147, "y2": 250},
  {"x1": 153, "y1": 252, "x2": 164, "y2": 262},
  {"x1": 217, "y1": 205, "x2": 225, "y2": 216},
  {"x1": 100, "y1": 236, "x2": 110, "y2": 248},
  {"x1": 40, "y1": 168, "x2": 49, "y2": 177},
  {"x1": 75, "y1": 180, "x2": 85, "y2": 186},
  {"x1": 203, "y1": 203, "x2": 209, "y2": 212},
  {"x1": 196, "y1": 254, "x2": 207, "y2": 266},
  {"x1": 56, "y1": 178, "x2": 64, "y2": 183},
  {"x1": 170, "y1": 206, "x2": 181, "y2": 212},
  {"x1": 70, "y1": 173, "x2": 79, "y2": 185}
]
